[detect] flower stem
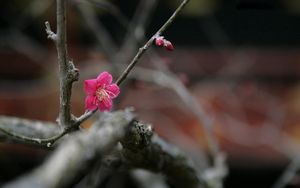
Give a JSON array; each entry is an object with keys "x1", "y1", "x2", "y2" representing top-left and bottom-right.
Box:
[
  {"x1": 0, "y1": 126, "x2": 67, "y2": 147},
  {"x1": 115, "y1": 0, "x2": 190, "y2": 86}
]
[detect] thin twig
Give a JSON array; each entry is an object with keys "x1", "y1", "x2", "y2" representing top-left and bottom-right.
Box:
[
  {"x1": 0, "y1": 113, "x2": 92, "y2": 147},
  {"x1": 115, "y1": 0, "x2": 190, "y2": 85},
  {"x1": 0, "y1": 116, "x2": 59, "y2": 138},
  {"x1": 0, "y1": 126, "x2": 67, "y2": 147},
  {"x1": 272, "y1": 155, "x2": 300, "y2": 188},
  {"x1": 75, "y1": 109, "x2": 98, "y2": 126}
]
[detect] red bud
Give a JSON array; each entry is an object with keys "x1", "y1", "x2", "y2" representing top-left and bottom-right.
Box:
[
  {"x1": 164, "y1": 40, "x2": 174, "y2": 51},
  {"x1": 155, "y1": 37, "x2": 165, "y2": 46}
]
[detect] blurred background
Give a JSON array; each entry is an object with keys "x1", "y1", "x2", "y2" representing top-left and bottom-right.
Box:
[{"x1": 1, "y1": 0, "x2": 300, "y2": 187}]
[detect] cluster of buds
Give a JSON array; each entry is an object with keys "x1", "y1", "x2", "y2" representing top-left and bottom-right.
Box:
[{"x1": 154, "y1": 36, "x2": 174, "y2": 51}]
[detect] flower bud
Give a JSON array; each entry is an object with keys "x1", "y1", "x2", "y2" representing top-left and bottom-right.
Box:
[
  {"x1": 155, "y1": 36, "x2": 165, "y2": 46},
  {"x1": 164, "y1": 40, "x2": 174, "y2": 51}
]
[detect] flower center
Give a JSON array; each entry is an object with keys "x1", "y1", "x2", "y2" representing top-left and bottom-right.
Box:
[{"x1": 96, "y1": 87, "x2": 108, "y2": 102}]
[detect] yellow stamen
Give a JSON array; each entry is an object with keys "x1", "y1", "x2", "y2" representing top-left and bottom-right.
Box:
[{"x1": 96, "y1": 87, "x2": 109, "y2": 102}]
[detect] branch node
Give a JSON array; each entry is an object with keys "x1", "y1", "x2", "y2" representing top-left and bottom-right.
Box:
[
  {"x1": 45, "y1": 21, "x2": 57, "y2": 41},
  {"x1": 67, "y1": 60, "x2": 79, "y2": 82}
]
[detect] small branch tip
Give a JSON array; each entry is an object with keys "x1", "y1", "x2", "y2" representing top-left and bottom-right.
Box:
[{"x1": 45, "y1": 21, "x2": 57, "y2": 41}]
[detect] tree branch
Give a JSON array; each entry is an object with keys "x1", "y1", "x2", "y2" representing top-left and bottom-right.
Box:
[
  {"x1": 3, "y1": 110, "x2": 202, "y2": 188},
  {"x1": 0, "y1": 116, "x2": 59, "y2": 138},
  {"x1": 0, "y1": 109, "x2": 97, "y2": 147},
  {"x1": 120, "y1": 120, "x2": 201, "y2": 188},
  {"x1": 52, "y1": 0, "x2": 79, "y2": 129},
  {"x1": 0, "y1": 116, "x2": 69, "y2": 147},
  {"x1": 74, "y1": 109, "x2": 98, "y2": 126},
  {"x1": 3, "y1": 110, "x2": 135, "y2": 188},
  {"x1": 0, "y1": 126, "x2": 66, "y2": 147}
]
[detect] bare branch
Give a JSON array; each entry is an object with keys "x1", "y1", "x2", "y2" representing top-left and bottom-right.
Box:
[
  {"x1": 0, "y1": 126, "x2": 66, "y2": 147},
  {"x1": 120, "y1": 120, "x2": 201, "y2": 188},
  {"x1": 0, "y1": 116, "x2": 68, "y2": 147},
  {"x1": 3, "y1": 110, "x2": 135, "y2": 188},
  {"x1": 0, "y1": 116, "x2": 59, "y2": 139},
  {"x1": 74, "y1": 109, "x2": 98, "y2": 126},
  {"x1": 54, "y1": 0, "x2": 79, "y2": 128},
  {"x1": 0, "y1": 109, "x2": 95, "y2": 147},
  {"x1": 3, "y1": 109, "x2": 202, "y2": 188}
]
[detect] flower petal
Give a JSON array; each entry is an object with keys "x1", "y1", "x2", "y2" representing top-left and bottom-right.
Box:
[
  {"x1": 106, "y1": 84, "x2": 120, "y2": 98},
  {"x1": 98, "y1": 97, "x2": 112, "y2": 111},
  {"x1": 84, "y1": 79, "x2": 97, "y2": 95},
  {"x1": 97, "y1": 71, "x2": 112, "y2": 87},
  {"x1": 85, "y1": 96, "x2": 97, "y2": 111}
]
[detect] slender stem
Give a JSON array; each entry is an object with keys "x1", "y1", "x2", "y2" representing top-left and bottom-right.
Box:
[
  {"x1": 0, "y1": 126, "x2": 67, "y2": 147},
  {"x1": 115, "y1": 0, "x2": 190, "y2": 85},
  {"x1": 74, "y1": 109, "x2": 97, "y2": 126}
]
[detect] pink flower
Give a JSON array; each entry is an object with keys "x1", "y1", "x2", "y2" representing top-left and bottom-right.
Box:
[{"x1": 84, "y1": 71, "x2": 120, "y2": 112}]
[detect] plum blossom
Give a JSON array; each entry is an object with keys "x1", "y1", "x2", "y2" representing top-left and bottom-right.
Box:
[
  {"x1": 84, "y1": 71, "x2": 120, "y2": 112},
  {"x1": 154, "y1": 36, "x2": 174, "y2": 51}
]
